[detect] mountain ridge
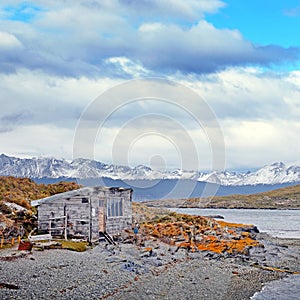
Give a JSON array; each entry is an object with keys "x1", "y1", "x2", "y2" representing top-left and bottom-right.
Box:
[{"x1": 0, "y1": 154, "x2": 299, "y2": 186}]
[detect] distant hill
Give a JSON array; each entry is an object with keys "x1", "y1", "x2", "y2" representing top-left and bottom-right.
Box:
[{"x1": 144, "y1": 184, "x2": 300, "y2": 209}]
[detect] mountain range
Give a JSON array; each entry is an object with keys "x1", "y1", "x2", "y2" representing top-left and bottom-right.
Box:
[{"x1": 0, "y1": 154, "x2": 299, "y2": 186}]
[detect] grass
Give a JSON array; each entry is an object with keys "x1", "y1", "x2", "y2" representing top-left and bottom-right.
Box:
[
  {"x1": 132, "y1": 202, "x2": 170, "y2": 223},
  {"x1": 0, "y1": 242, "x2": 16, "y2": 250},
  {"x1": 56, "y1": 240, "x2": 88, "y2": 252}
]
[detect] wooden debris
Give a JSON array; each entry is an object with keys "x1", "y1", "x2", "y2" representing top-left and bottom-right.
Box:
[
  {"x1": 0, "y1": 282, "x2": 20, "y2": 290},
  {"x1": 252, "y1": 264, "x2": 300, "y2": 274}
]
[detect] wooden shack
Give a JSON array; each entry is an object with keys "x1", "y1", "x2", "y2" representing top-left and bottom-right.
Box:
[{"x1": 31, "y1": 186, "x2": 133, "y2": 242}]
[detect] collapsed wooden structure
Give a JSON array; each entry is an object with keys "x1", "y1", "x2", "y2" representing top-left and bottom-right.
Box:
[{"x1": 31, "y1": 186, "x2": 133, "y2": 242}]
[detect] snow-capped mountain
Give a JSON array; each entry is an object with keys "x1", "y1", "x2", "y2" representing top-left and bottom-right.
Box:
[
  {"x1": 234, "y1": 162, "x2": 300, "y2": 185},
  {"x1": 0, "y1": 154, "x2": 72, "y2": 178},
  {"x1": 0, "y1": 154, "x2": 299, "y2": 186},
  {"x1": 196, "y1": 162, "x2": 300, "y2": 186}
]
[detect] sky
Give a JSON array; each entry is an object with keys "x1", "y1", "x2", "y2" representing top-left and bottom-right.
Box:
[{"x1": 0, "y1": 0, "x2": 300, "y2": 172}]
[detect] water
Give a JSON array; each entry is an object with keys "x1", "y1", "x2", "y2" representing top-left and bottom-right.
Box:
[
  {"x1": 251, "y1": 275, "x2": 300, "y2": 300},
  {"x1": 169, "y1": 208, "x2": 300, "y2": 299},
  {"x1": 169, "y1": 208, "x2": 300, "y2": 238}
]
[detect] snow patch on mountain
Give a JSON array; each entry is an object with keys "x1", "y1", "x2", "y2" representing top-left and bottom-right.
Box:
[{"x1": 0, "y1": 154, "x2": 299, "y2": 186}]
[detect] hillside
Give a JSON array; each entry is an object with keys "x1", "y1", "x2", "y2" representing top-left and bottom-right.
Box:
[
  {"x1": 144, "y1": 184, "x2": 300, "y2": 209},
  {"x1": 0, "y1": 176, "x2": 82, "y2": 209},
  {"x1": 0, "y1": 176, "x2": 82, "y2": 238}
]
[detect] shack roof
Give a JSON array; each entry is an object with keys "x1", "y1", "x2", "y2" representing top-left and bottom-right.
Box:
[{"x1": 31, "y1": 186, "x2": 132, "y2": 207}]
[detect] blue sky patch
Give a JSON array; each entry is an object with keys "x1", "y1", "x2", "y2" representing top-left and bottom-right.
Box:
[{"x1": 3, "y1": 3, "x2": 43, "y2": 22}]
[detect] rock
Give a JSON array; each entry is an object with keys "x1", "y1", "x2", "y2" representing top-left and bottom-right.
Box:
[
  {"x1": 236, "y1": 225, "x2": 259, "y2": 234},
  {"x1": 121, "y1": 261, "x2": 150, "y2": 274},
  {"x1": 105, "y1": 244, "x2": 116, "y2": 254},
  {"x1": 249, "y1": 246, "x2": 266, "y2": 256},
  {"x1": 223, "y1": 251, "x2": 231, "y2": 259},
  {"x1": 105, "y1": 256, "x2": 126, "y2": 264},
  {"x1": 188, "y1": 252, "x2": 205, "y2": 260},
  {"x1": 144, "y1": 257, "x2": 163, "y2": 267},
  {"x1": 206, "y1": 215, "x2": 224, "y2": 219}
]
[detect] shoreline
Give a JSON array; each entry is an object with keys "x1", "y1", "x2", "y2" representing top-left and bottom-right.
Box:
[
  {"x1": 1, "y1": 235, "x2": 299, "y2": 300},
  {"x1": 145, "y1": 200, "x2": 300, "y2": 210},
  {"x1": 173, "y1": 207, "x2": 300, "y2": 210}
]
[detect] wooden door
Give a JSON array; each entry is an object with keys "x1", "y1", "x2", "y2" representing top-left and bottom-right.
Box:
[{"x1": 98, "y1": 199, "x2": 105, "y2": 232}]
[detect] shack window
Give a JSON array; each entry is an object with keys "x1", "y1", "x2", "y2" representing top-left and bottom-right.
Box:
[
  {"x1": 82, "y1": 197, "x2": 89, "y2": 203},
  {"x1": 107, "y1": 198, "x2": 123, "y2": 217},
  {"x1": 99, "y1": 200, "x2": 104, "y2": 207}
]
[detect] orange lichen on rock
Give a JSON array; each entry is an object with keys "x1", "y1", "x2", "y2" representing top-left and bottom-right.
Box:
[
  {"x1": 177, "y1": 241, "x2": 197, "y2": 252},
  {"x1": 197, "y1": 240, "x2": 228, "y2": 254},
  {"x1": 226, "y1": 237, "x2": 260, "y2": 255},
  {"x1": 140, "y1": 212, "x2": 261, "y2": 256},
  {"x1": 144, "y1": 247, "x2": 153, "y2": 252},
  {"x1": 217, "y1": 220, "x2": 254, "y2": 229}
]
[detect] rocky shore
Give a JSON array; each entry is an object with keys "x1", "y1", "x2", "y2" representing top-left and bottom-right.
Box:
[{"x1": 0, "y1": 233, "x2": 299, "y2": 300}]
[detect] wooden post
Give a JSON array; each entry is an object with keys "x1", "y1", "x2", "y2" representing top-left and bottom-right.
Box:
[
  {"x1": 18, "y1": 235, "x2": 21, "y2": 244},
  {"x1": 49, "y1": 220, "x2": 51, "y2": 235},
  {"x1": 0, "y1": 238, "x2": 4, "y2": 248},
  {"x1": 89, "y1": 197, "x2": 92, "y2": 244},
  {"x1": 64, "y1": 215, "x2": 68, "y2": 240},
  {"x1": 11, "y1": 237, "x2": 14, "y2": 245},
  {"x1": 63, "y1": 203, "x2": 67, "y2": 240}
]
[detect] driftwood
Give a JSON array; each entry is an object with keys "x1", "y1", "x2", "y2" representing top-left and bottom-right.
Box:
[
  {"x1": 252, "y1": 264, "x2": 300, "y2": 274},
  {"x1": 28, "y1": 234, "x2": 52, "y2": 242},
  {"x1": 28, "y1": 229, "x2": 52, "y2": 242},
  {"x1": 0, "y1": 282, "x2": 20, "y2": 290}
]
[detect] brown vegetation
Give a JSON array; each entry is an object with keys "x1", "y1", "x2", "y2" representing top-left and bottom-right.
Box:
[
  {"x1": 0, "y1": 176, "x2": 82, "y2": 239},
  {"x1": 0, "y1": 176, "x2": 81, "y2": 209}
]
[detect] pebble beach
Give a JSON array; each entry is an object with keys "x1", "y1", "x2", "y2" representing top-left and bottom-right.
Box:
[{"x1": 0, "y1": 234, "x2": 299, "y2": 300}]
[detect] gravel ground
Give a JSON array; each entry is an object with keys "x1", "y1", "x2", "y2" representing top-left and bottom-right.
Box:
[{"x1": 0, "y1": 235, "x2": 299, "y2": 300}]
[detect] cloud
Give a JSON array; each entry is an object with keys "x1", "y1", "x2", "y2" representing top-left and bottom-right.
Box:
[
  {"x1": 118, "y1": 0, "x2": 226, "y2": 21},
  {"x1": 0, "y1": 67, "x2": 299, "y2": 168},
  {"x1": 0, "y1": 124, "x2": 74, "y2": 158},
  {"x1": 179, "y1": 67, "x2": 300, "y2": 122},
  {"x1": 1, "y1": 68, "x2": 299, "y2": 130},
  {"x1": 0, "y1": 31, "x2": 22, "y2": 49},
  {"x1": 104, "y1": 57, "x2": 149, "y2": 77},
  {"x1": 136, "y1": 21, "x2": 299, "y2": 73},
  {"x1": 117, "y1": 69, "x2": 296, "y2": 130},
  {"x1": 222, "y1": 119, "x2": 300, "y2": 169},
  {"x1": 0, "y1": 2, "x2": 299, "y2": 77},
  {"x1": 0, "y1": 31, "x2": 24, "y2": 73},
  {"x1": 1, "y1": 0, "x2": 300, "y2": 170},
  {"x1": 0, "y1": 111, "x2": 32, "y2": 132},
  {"x1": 0, "y1": 70, "x2": 120, "y2": 131}
]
